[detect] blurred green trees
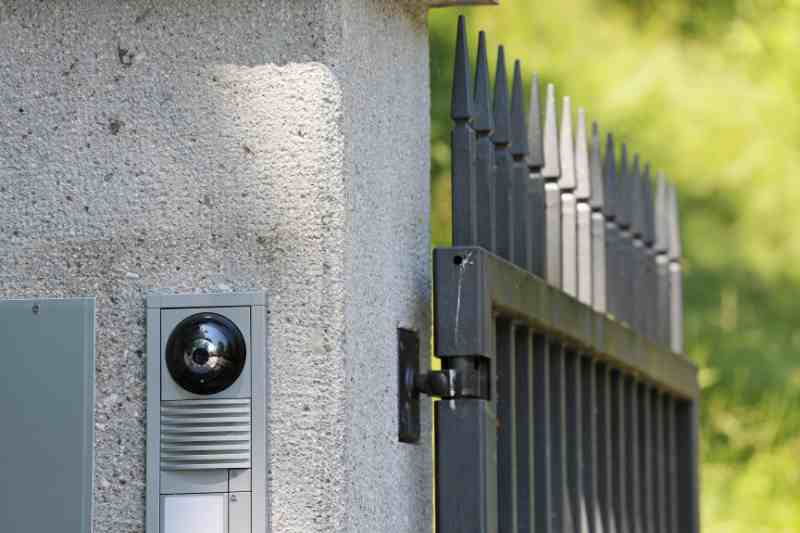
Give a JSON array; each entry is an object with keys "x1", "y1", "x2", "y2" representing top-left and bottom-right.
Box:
[{"x1": 429, "y1": 2, "x2": 800, "y2": 531}]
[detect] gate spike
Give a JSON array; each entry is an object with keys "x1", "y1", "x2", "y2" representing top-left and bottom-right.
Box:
[
  {"x1": 590, "y1": 122, "x2": 604, "y2": 210},
  {"x1": 668, "y1": 184, "x2": 682, "y2": 260},
  {"x1": 473, "y1": 31, "x2": 493, "y2": 133},
  {"x1": 633, "y1": 153, "x2": 642, "y2": 234},
  {"x1": 541, "y1": 84, "x2": 560, "y2": 179},
  {"x1": 631, "y1": 154, "x2": 643, "y2": 237},
  {"x1": 575, "y1": 108, "x2": 591, "y2": 200},
  {"x1": 510, "y1": 60, "x2": 529, "y2": 157},
  {"x1": 618, "y1": 143, "x2": 630, "y2": 228},
  {"x1": 642, "y1": 164, "x2": 655, "y2": 246},
  {"x1": 559, "y1": 96, "x2": 576, "y2": 190},
  {"x1": 527, "y1": 74, "x2": 544, "y2": 170},
  {"x1": 654, "y1": 172, "x2": 668, "y2": 253},
  {"x1": 604, "y1": 133, "x2": 617, "y2": 219},
  {"x1": 492, "y1": 46, "x2": 510, "y2": 146},
  {"x1": 452, "y1": 16, "x2": 473, "y2": 121}
]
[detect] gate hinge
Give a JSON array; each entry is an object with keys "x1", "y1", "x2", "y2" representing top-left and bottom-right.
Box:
[{"x1": 398, "y1": 328, "x2": 490, "y2": 444}]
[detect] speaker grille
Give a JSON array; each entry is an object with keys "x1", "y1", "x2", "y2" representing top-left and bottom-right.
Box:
[{"x1": 160, "y1": 399, "x2": 251, "y2": 470}]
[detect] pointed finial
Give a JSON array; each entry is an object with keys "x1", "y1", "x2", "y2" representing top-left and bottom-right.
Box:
[
  {"x1": 668, "y1": 183, "x2": 682, "y2": 260},
  {"x1": 510, "y1": 60, "x2": 529, "y2": 157},
  {"x1": 574, "y1": 108, "x2": 591, "y2": 200},
  {"x1": 473, "y1": 31, "x2": 493, "y2": 133},
  {"x1": 654, "y1": 172, "x2": 669, "y2": 253},
  {"x1": 492, "y1": 46, "x2": 510, "y2": 146},
  {"x1": 527, "y1": 74, "x2": 544, "y2": 170},
  {"x1": 631, "y1": 153, "x2": 643, "y2": 235},
  {"x1": 590, "y1": 122, "x2": 604, "y2": 210},
  {"x1": 541, "y1": 84, "x2": 560, "y2": 179},
  {"x1": 604, "y1": 133, "x2": 616, "y2": 219},
  {"x1": 559, "y1": 96, "x2": 575, "y2": 190},
  {"x1": 642, "y1": 164, "x2": 655, "y2": 245},
  {"x1": 618, "y1": 143, "x2": 629, "y2": 227},
  {"x1": 452, "y1": 16, "x2": 473, "y2": 121}
]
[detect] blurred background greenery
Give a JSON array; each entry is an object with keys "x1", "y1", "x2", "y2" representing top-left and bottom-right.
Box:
[{"x1": 429, "y1": 1, "x2": 800, "y2": 531}]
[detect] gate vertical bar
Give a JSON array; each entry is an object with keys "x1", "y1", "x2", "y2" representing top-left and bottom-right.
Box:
[
  {"x1": 533, "y1": 334, "x2": 553, "y2": 533},
  {"x1": 642, "y1": 166, "x2": 657, "y2": 343},
  {"x1": 612, "y1": 370, "x2": 628, "y2": 533},
  {"x1": 516, "y1": 329, "x2": 534, "y2": 532},
  {"x1": 665, "y1": 397, "x2": 678, "y2": 533},
  {"x1": 668, "y1": 184, "x2": 684, "y2": 354},
  {"x1": 560, "y1": 97, "x2": 578, "y2": 297},
  {"x1": 543, "y1": 84, "x2": 563, "y2": 288},
  {"x1": 676, "y1": 401, "x2": 700, "y2": 533},
  {"x1": 528, "y1": 75, "x2": 547, "y2": 278},
  {"x1": 596, "y1": 363, "x2": 614, "y2": 533},
  {"x1": 435, "y1": 399, "x2": 498, "y2": 533},
  {"x1": 541, "y1": 85, "x2": 565, "y2": 533},
  {"x1": 511, "y1": 61, "x2": 532, "y2": 272},
  {"x1": 436, "y1": 19, "x2": 498, "y2": 533},
  {"x1": 625, "y1": 377, "x2": 640, "y2": 533},
  {"x1": 473, "y1": 31, "x2": 496, "y2": 254},
  {"x1": 551, "y1": 341, "x2": 568, "y2": 532},
  {"x1": 582, "y1": 357, "x2": 598, "y2": 533},
  {"x1": 497, "y1": 318, "x2": 518, "y2": 533},
  {"x1": 654, "y1": 174, "x2": 670, "y2": 348},
  {"x1": 617, "y1": 145, "x2": 631, "y2": 325},
  {"x1": 451, "y1": 16, "x2": 477, "y2": 247},
  {"x1": 640, "y1": 383, "x2": 652, "y2": 533},
  {"x1": 493, "y1": 47, "x2": 514, "y2": 263},
  {"x1": 653, "y1": 390, "x2": 665, "y2": 533},
  {"x1": 630, "y1": 156, "x2": 645, "y2": 336},
  {"x1": 603, "y1": 134, "x2": 618, "y2": 320},
  {"x1": 575, "y1": 109, "x2": 593, "y2": 307},
  {"x1": 566, "y1": 348, "x2": 584, "y2": 531},
  {"x1": 590, "y1": 122, "x2": 606, "y2": 314}
]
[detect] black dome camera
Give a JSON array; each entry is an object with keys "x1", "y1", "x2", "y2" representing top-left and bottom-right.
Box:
[{"x1": 165, "y1": 312, "x2": 247, "y2": 395}]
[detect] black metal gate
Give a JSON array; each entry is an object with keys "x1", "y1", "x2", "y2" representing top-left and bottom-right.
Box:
[{"x1": 432, "y1": 17, "x2": 700, "y2": 533}]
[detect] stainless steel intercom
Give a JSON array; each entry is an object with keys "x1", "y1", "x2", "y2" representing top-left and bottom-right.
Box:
[{"x1": 146, "y1": 293, "x2": 267, "y2": 533}]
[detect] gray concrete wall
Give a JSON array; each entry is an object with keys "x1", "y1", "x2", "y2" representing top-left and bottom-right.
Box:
[
  {"x1": 339, "y1": 3, "x2": 432, "y2": 531},
  {"x1": 0, "y1": 1, "x2": 431, "y2": 532}
]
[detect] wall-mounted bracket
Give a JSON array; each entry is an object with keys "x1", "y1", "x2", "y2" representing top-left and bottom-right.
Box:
[{"x1": 398, "y1": 328, "x2": 491, "y2": 443}]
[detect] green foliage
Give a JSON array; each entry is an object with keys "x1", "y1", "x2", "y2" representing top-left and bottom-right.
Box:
[{"x1": 430, "y1": 1, "x2": 800, "y2": 530}]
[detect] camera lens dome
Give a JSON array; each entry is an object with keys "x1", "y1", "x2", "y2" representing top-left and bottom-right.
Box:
[{"x1": 165, "y1": 313, "x2": 247, "y2": 395}]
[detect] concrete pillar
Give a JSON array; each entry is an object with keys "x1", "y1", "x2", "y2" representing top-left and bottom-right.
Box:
[{"x1": 0, "y1": 1, "x2": 431, "y2": 532}]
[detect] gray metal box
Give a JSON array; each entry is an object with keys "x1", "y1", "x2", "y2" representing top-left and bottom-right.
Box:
[{"x1": 0, "y1": 298, "x2": 95, "y2": 533}]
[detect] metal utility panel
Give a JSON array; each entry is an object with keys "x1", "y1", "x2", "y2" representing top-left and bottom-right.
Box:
[{"x1": 0, "y1": 298, "x2": 96, "y2": 533}]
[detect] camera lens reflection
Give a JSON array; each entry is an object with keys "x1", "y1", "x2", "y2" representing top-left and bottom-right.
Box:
[{"x1": 166, "y1": 313, "x2": 246, "y2": 395}]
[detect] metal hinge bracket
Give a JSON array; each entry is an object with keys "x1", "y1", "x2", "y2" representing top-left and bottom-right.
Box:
[{"x1": 398, "y1": 328, "x2": 490, "y2": 443}]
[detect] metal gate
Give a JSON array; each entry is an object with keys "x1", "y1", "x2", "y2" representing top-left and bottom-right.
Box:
[{"x1": 431, "y1": 17, "x2": 700, "y2": 533}]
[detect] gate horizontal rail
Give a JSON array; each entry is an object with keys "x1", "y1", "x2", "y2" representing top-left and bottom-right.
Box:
[
  {"x1": 433, "y1": 16, "x2": 700, "y2": 533},
  {"x1": 434, "y1": 246, "x2": 697, "y2": 400}
]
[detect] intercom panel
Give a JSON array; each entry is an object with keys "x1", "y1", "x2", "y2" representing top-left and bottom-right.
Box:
[{"x1": 146, "y1": 292, "x2": 267, "y2": 533}]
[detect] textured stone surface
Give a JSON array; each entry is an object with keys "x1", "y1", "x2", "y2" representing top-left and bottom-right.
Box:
[
  {"x1": 0, "y1": 1, "x2": 431, "y2": 532},
  {"x1": 339, "y1": 3, "x2": 432, "y2": 532}
]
